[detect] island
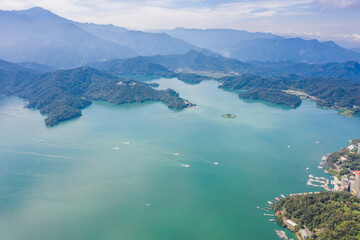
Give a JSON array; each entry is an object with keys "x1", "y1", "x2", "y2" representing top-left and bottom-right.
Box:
[
  {"x1": 0, "y1": 67, "x2": 194, "y2": 126},
  {"x1": 238, "y1": 88, "x2": 302, "y2": 108},
  {"x1": 274, "y1": 192, "x2": 360, "y2": 240},
  {"x1": 222, "y1": 113, "x2": 236, "y2": 118}
]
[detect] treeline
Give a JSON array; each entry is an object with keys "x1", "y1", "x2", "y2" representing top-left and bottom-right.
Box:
[
  {"x1": 274, "y1": 192, "x2": 360, "y2": 240},
  {"x1": 238, "y1": 88, "x2": 302, "y2": 108}
]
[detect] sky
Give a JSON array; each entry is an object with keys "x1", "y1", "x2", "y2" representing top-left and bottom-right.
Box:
[{"x1": 0, "y1": 0, "x2": 360, "y2": 47}]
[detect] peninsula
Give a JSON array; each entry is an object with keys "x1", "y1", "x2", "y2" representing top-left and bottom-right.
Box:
[
  {"x1": 0, "y1": 66, "x2": 194, "y2": 126},
  {"x1": 274, "y1": 192, "x2": 360, "y2": 240}
]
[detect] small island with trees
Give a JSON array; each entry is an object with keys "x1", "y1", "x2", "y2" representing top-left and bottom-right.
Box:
[{"x1": 222, "y1": 113, "x2": 236, "y2": 119}]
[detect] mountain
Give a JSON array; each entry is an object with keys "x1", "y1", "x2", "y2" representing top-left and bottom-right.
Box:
[
  {"x1": 164, "y1": 28, "x2": 277, "y2": 56},
  {"x1": 144, "y1": 50, "x2": 252, "y2": 73},
  {"x1": 231, "y1": 38, "x2": 360, "y2": 63},
  {"x1": 0, "y1": 7, "x2": 135, "y2": 68},
  {"x1": 0, "y1": 66, "x2": 193, "y2": 126},
  {"x1": 87, "y1": 57, "x2": 176, "y2": 77},
  {"x1": 75, "y1": 23, "x2": 200, "y2": 56},
  {"x1": 0, "y1": 59, "x2": 33, "y2": 72},
  {"x1": 251, "y1": 61, "x2": 360, "y2": 82},
  {"x1": 164, "y1": 28, "x2": 360, "y2": 63},
  {"x1": 141, "y1": 50, "x2": 360, "y2": 82},
  {"x1": 352, "y1": 48, "x2": 360, "y2": 54},
  {"x1": 17, "y1": 62, "x2": 56, "y2": 72}
]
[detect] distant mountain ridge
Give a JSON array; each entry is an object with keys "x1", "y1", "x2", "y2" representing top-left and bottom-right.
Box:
[
  {"x1": 164, "y1": 28, "x2": 360, "y2": 63},
  {"x1": 142, "y1": 51, "x2": 360, "y2": 82},
  {"x1": 0, "y1": 7, "x2": 200, "y2": 68},
  {"x1": 75, "y1": 23, "x2": 200, "y2": 56}
]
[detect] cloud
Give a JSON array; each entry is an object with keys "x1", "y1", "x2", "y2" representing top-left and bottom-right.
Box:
[{"x1": 315, "y1": 0, "x2": 360, "y2": 9}]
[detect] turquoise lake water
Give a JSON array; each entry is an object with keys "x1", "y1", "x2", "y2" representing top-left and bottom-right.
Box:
[{"x1": 1, "y1": 78, "x2": 360, "y2": 240}]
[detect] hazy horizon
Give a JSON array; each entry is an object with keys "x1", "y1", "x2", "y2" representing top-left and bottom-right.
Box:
[{"x1": 0, "y1": 0, "x2": 360, "y2": 48}]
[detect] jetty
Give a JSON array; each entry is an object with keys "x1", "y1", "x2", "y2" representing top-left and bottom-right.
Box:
[{"x1": 275, "y1": 230, "x2": 288, "y2": 239}]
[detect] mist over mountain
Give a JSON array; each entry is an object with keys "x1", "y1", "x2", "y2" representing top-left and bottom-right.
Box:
[
  {"x1": 75, "y1": 23, "x2": 200, "y2": 56},
  {"x1": 0, "y1": 7, "x2": 136, "y2": 68},
  {"x1": 231, "y1": 38, "x2": 360, "y2": 63},
  {"x1": 165, "y1": 28, "x2": 278, "y2": 56},
  {"x1": 164, "y1": 28, "x2": 360, "y2": 63}
]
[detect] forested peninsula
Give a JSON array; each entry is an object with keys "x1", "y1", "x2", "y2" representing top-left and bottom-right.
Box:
[
  {"x1": 219, "y1": 74, "x2": 360, "y2": 116},
  {"x1": 0, "y1": 67, "x2": 194, "y2": 126},
  {"x1": 274, "y1": 192, "x2": 360, "y2": 240},
  {"x1": 238, "y1": 88, "x2": 302, "y2": 108}
]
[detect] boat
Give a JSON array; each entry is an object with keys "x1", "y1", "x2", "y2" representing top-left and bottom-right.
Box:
[
  {"x1": 281, "y1": 194, "x2": 285, "y2": 198},
  {"x1": 268, "y1": 201, "x2": 273, "y2": 204},
  {"x1": 316, "y1": 141, "x2": 320, "y2": 144},
  {"x1": 173, "y1": 153, "x2": 180, "y2": 156},
  {"x1": 113, "y1": 147, "x2": 120, "y2": 150},
  {"x1": 275, "y1": 197, "x2": 280, "y2": 201},
  {"x1": 181, "y1": 164, "x2": 190, "y2": 168},
  {"x1": 269, "y1": 219, "x2": 276, "y2": 222},
  {"x1": 214, "y1": 162, "x2": 219, "y2": 165},
  {"x1": 306, "y1": 167, "x2": 309, "y2": 170},
  {"x1": 288, "y1": 145, "x2": 291, "y2": 148}
]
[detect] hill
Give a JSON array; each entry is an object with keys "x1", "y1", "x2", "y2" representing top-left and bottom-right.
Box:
[
  {"x1": 144, "y1": 50, "x2": 252, "y2": 73},
  {"x1": 218, "y1": 74, "x2": 360, "y2": 115},
  {"x1": 274, "y1": 192, "x2": 360, "y2": 240},
  {"x1": 87, "y1": 57, "x2": 176, "y2": 77},
  {"x1": 144, "y1": 51, "x2": 360, "y2": 82},
  {"x1": 0, "y1": 67, "x2": 194, "y2": 126}
]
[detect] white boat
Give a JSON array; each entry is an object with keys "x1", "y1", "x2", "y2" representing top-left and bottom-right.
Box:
[
  {"x1": 122, "y1": 141, "x2": 130, "y2": 145},
  {"x1": 214, "y1": 162, "x2": 219, "y2": 165},
  {"x1": 281, "y1": 194, "x2": 285, "y2": 198},
  {"x1": 288, "y1": 145, "x2": 291, "y2": 148},
  {"x1": 306, "y1": 167, "x2": 309, "y2": 171},
  {"x1": 173, "y1": 153, "x2": 180, "y2": 156},
  {"x1": 181, "y1": 164, "x2": 190, "y2": 168},
  {"x1": 268, "y1": 201, "x2": 273, "y2": 204},
  {"x1": 113, "y1": 147, "x2": 120, "y2": 150}
]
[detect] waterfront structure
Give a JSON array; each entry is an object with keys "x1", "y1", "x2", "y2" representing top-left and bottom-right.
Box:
[{"x1": 284, "y1": 219, "x2": 297, "y2": 231}]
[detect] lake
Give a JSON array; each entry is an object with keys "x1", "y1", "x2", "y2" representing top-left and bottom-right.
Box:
[{"x1": 0, "y1": 78, "x2": 359, "y2": 240}]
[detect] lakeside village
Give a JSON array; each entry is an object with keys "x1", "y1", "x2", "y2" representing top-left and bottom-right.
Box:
[{"x1": 257, "y1": 139, "x2": 360, "y2": 239}]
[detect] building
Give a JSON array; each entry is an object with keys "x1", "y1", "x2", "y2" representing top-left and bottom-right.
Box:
[
  {"x1": 284, "y1": 219, "x2": 297, "y2": 231},
  {"x1": 339, "y1": 156, "x2": 348, "y2": 162},
  {"x1": 348, "y1": 144, "x2": 357, "y2": 152},
  {"x1": 299, "y1": 229, "x2": 310, "y2": 239}
]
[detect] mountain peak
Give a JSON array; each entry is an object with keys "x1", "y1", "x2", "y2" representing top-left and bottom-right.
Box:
[{"x1": 19, "y1": 6, "x2": 67, "y2": 23}]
